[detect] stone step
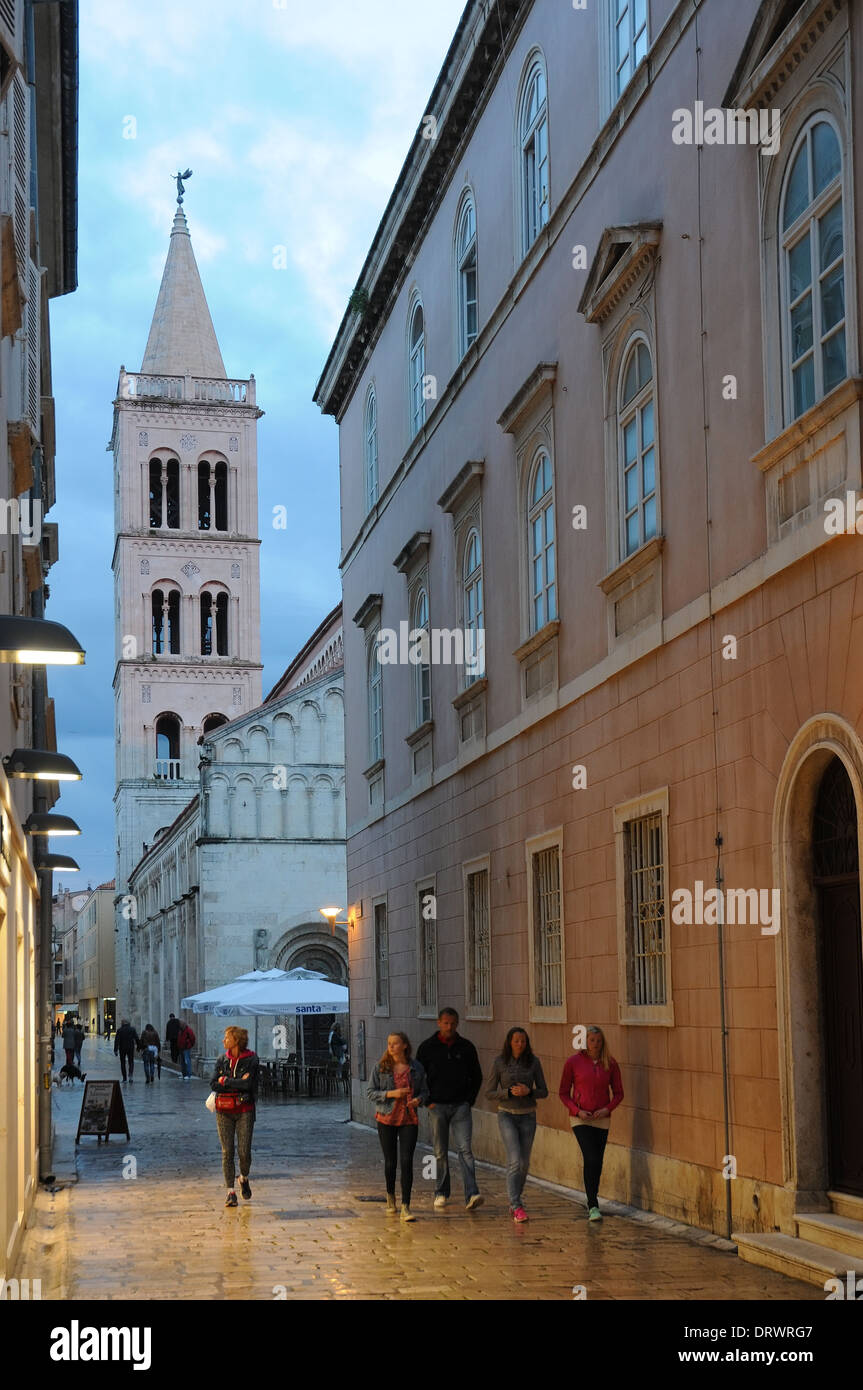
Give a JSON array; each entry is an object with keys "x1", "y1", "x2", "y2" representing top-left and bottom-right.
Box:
[
  {"x1": 735, "y1": 1231, "x2": 863, "y2": 1289},
  {"x1": 829, "y1": 1189, "x2": 863, "y2": 1224},
  {"x1": 796, "y1": 1212, "x2": 863, "y2": 1261}
]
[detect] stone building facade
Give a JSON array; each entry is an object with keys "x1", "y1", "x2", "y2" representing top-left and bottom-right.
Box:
[
  {"x1": 127, "y1": 607, "x2": 347, "y2": 1069},
  {"x1": 316, "y1": 0, "x2": 863, "y2": 1280}
]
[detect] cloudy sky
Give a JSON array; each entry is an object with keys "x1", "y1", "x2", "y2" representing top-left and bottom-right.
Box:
[{"x1": 46, "y1": 0, "x2": 466, "y2": 886}]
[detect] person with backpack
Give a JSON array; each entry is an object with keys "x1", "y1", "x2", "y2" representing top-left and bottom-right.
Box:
[
  {"x1": 114, "y1": 1019, "x2": 139, "y2": 1083},
  {"x1": 176, "y1": 1018, "x2": 196, "y2": 1080},
  {"x1": 210, "y1": 1026, "x2": 260, "y2": 1207},
  {"x1": 165, "y1": 1013, "x2": 181, "y2": 1063},
  {"x1": 139, "y1": 1023, "x2": 161, "y2": 1084}
]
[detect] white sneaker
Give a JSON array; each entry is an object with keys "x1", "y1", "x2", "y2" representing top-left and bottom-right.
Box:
[{"x1": 434, "y1": 1195, "x2": 448, "y2": 1209}]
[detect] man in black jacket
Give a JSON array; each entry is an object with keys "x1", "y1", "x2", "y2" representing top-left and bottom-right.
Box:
[
  {"x1": 417, "y1": 1008, "x2": 483, "y2": 1210},
  {"x1": 114, "y1": 1019, "x2": 139, "y2": 1082},
  {"x1": 165, "y1": 1013, "x2": 181, "y2": 1063}
]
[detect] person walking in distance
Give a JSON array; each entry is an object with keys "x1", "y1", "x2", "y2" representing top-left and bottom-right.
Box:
[
  {"x1": 367, "y1": 1033, "x2": 429, "y2": 1221},
  {"x1": 417, "y1": 1007, "x2": 483, "y2": 1211},
  {"x1": 559, "y1": 1025, "x2": 623, "y2": 1221},
  {"x1": 73, "y1": 1022, "x2": 85, "y2": 1069},
  {"x1": 139, "y1": 1023, "x2": 161, "y2": 1085},
  {"x1": 211, "y1": 1027, "x2": 259, "y2": 1208},
  {"x1": 62, "y1": 1019, "x2": 76, "y2": 1067},
  {"x1": 165, "y1": 1013, "x2": 181, "y2": 1064},
  {"x1": 176, "y1": 1018, "x2": 196, "y2": 1080},
  {"x1": 114, "y1": 1018, "x2": 139, "y2": 1083},
  {"x1": 486, "y1": 1027, "x2": 548, "y2": 1223}
]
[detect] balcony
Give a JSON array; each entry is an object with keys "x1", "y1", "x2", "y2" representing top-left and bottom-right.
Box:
[
  {"x1": 154, "y1": 758, "x2": 181, "y2": 781},
  {"x1": 119, "y1": 371, "x2": 255, "y2": 406}
]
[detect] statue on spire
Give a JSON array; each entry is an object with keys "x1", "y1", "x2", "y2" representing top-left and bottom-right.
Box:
[{"x1": 173, "y1": 168, "x2": 193, "y2": 205}]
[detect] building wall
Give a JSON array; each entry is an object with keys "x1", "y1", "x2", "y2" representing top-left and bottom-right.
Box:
[{"x1": 328, "y1": 0, "x2": 863, "y2": 1236}]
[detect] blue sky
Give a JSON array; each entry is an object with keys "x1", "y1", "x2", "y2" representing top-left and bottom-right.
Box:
[{"x1": 45, "y1": 0, "x2": 466, "y2": 887}]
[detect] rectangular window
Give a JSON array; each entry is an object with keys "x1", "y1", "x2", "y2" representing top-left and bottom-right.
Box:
[
  {"x1": 373, "y1": 899, "x2": 388, "y2": 1015},
  {"x1": 464, "y1": 860, "x2": 491, "y2": 1017},
  {"x1": 526, "y1": 831, "x2": 565, "y2": 1021},
  {"x1": 417, "y1": 878, "x2": 437, "y2": 1016},
  {"x1": 613, "y1": 788, "x2": 673, "y2": 1024}
]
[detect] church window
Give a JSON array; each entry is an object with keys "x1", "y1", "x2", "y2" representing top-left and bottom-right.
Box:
[
  {"x1": 152, "y1": 588, "x2": 180, "y2": 655},
  {"x1": 198, "y1": 460, "x2": 229, "y2": 531},
  {"x1": 202, "y1": 714, "x2": 228, "y2": 735},
  {"x1": 149, "y1": 458, "x2": 180, "y2": 529},
  {"x1": 201, "y1": 590, "x2": 229, "y2": 656},
  {"x1": 155, "y1": 714, "x2": 181, "y2": 779}
]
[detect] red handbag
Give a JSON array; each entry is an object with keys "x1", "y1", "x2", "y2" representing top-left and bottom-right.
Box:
[{"x1": 214, "y1": 1090, "x2": 246, "y2": 1113}]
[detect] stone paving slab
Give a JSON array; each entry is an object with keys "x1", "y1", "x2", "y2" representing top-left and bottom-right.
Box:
[{"x1": 15, "y1": 1036, "x2": 823, "y2": 1302}]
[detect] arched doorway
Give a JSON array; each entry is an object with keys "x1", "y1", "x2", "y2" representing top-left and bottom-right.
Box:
[{"x1": 813, "y1": 757, "x2": 863, "y2": 1195}]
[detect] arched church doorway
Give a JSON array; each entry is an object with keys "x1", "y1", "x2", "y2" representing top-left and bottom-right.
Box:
[{"x1": 813, "y1": 756, "x2": 863, "y2": 1195}]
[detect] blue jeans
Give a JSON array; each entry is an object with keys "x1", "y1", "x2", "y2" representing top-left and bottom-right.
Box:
[
  {"x1": 498, "y1": 1110, "x2": 536, "y2": 1209},
  {"x1": 142, "y1": 1049, "x2": 156, "y2": 1080},
  {"x1": 427, "y1": 1102, "x2": 479, "y2": 1199},
  {"x1": 180, "y1": 1048, "x2": 192, "y2": 1078}
]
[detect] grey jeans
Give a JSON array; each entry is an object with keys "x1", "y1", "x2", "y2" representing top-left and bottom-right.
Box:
[
  {"x1": 216, "y1": 1111, "x2": 254, "y2": 1188},
  {"x1": 427, "y1": 1102, "x2": 479, "y2": 1199}
]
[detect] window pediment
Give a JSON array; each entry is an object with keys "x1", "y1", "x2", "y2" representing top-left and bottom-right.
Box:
[
  {"x1": 352, "y1": 592, "x2": 382, "y2": 631},
  {"x1": 497, "y1": 362, "x2": 557, "y2": 437},
  {"x1": 724, "y1": 0, "x2": 844, "y2": 111},
  {"x1": 437, "y1": 459, "x2": 484, "y2": 515},
  {"x1": 578, "y1": 224, "x2": 661, "y2": 326},
  {"x1": 393, "y1": 530, "x2": 431, "y2": 577}
]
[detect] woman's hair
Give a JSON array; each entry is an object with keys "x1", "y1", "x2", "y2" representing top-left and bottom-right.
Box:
[
  {"x1": 582, "y1": 1025, "x2": 613, "y2": 1070},
  {"x1": 501, "y1": 1026, "x2": 533, "y2": 1064},
  {"x1": 144, "y1": 1023, "x2": 154, "y2": 1032},
  {"x1": 378, "y1": 1032, "x2": 412, "y2": 1073},
  {"x1": 223, "y1": 1026, "x2": 249, "y2": 1052}
]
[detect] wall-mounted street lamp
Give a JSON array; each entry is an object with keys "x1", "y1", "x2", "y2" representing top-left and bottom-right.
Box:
[
  {"x1": 38, "y1": 854, "x2": 80, "y2": 873},
  {"x1": 24, "y1": 813, "x2": 81, "y2": 836},
  {"x1": 3, "y1": 750, "x2": 82, "y2": 781},
  {"x1": 0, "y1": 616, "x2": 85, "y2": 665},
  {"x1": 319, "y1": 906, "x2": 348, "y2": 936}
]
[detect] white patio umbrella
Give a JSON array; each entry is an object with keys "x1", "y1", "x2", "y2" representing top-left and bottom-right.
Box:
[{"x1": 181, "y1": 967, "x2": 349, "y2": 1066}]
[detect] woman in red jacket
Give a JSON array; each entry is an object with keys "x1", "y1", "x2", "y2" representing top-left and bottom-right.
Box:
[{"x1": 559, "y1": 1026, "x2": 623, "y2": 1221}]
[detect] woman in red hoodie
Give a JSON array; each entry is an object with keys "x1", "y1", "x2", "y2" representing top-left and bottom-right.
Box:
[
  {"x1": 211, "y1": 1026, "x2": 259, "y2": 1208},
  {"x1": 558, "y1": 1025, "x2": 623, "y2": 1221}
]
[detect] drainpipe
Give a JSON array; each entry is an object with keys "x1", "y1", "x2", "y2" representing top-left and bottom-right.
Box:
[{"x1": 715, "y1": 833, "x2": 732, "y2": 1240}]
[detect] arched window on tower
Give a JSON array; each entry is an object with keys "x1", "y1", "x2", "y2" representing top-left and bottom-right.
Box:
[
  {"x1": 165, "y1": 459, "x2": 180, "y2": 529},
  {"x1": 152, "y1": 588, "x2": 180, "y2": 655},
  {"x1": 155, "y1": 714, "x2": 181, "y2": 780},
  {"x1": 149, "y1": 460, "x2": 162, "y2": 529},
  {"x1": 198, "y1": 460, "x2": 229, "y2": 531},
  {"x1": 149, "y1": 459, "x2": 180, "y2": 529},
  {"x1": 201, "y1": 590, "x2": 229, "y2": 656},
  {"x1": 202, "y1": 714, "x2": 228, "y2": 736},
  {"x1": 198, "y1": 462, "x2": 211, "y2": 530},
  {"x1": 216, "y1": 592, "x2": 228, "y2": 654}
]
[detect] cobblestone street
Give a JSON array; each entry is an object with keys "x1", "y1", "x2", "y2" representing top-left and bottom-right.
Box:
[{"x1": 12, "y1": 1036, "x2": 823, "y2": 1303}]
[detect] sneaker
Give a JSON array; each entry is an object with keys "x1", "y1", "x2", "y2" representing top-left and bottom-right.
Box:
[
  {"x1": 588, "y1": 1206, "x2": 602, "y2": 1221},
  {"x1": 386, "y1": 1195, "x2": 397, "y2": 1216},
  {"x1": 433, "y1": 1195, "x2": 448, "y2": 1209},
  {"x1": 400, "y1": 1205, "x2": 417, "y2": 1223},
  {"x1": 466, "y1": 1194, "x2": 484, "y2": 1211},
  {"x1": 512, "y1": 1206, "x2": 528, "y2": 1223},
  {"x1": 239, "y1": 1177, "x2": 252, "y2": 1201},
  {"x1": 225, "y1": 1191, "x2": 238, "y2": 1208}
]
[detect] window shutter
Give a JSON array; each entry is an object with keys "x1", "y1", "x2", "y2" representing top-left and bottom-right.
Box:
[
  {"x1": 8, "y1": 67, "x2": 28, "y2": 284},
  {"x1": 20, "y1": 258, "x2": 41, "y2": 438},
  {"x1": 0, "y1": 0, "x2": 22, "y2": 101}
]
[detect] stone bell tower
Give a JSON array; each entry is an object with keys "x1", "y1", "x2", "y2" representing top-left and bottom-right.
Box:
[{"x1": 110, "y1": 196, "x2": 263, "y2": 1014}]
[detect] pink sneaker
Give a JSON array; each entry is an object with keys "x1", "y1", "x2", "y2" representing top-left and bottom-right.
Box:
[{"x1": 512, "y1": 1206, "x2": 528, "y2": 1223}]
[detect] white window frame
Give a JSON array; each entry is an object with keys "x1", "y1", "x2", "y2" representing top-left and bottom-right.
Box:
[
  {"x1": 779, "y1": 114, "x2": 846, "y2": 424},
  {"x1": 462, "y1": 526, "x2": 484, "y2": 688},
  {"x1": 455, "y1": 190, "x2": 478, "y2": 359},
  {"x1": 611, "y1": 0, "x2": 649, "y2": 103},
  {"x1": 613, "y1": 787, "x2": 673, "y2": 1026},
  {"x1": 372, "y1": 895, "x2": 389, "y2": 1017},
  {"x1": 408, "y1": 295, "x2": 426, "y2": 439},
  {"x1": 368, "y1": 635, "x2": 383, "y2": 765},
  {"x1": 617, "y1": 335, "x2": 658, "y2": 559},
  {"x1": 463, "y1": 855, "x2": 492, "y2": 1020},
  {"x1": 364, "y1": 385, "x2": 378, "y2": 511},
  {"x1": 413, "y1": 585, "x2": 432, "y2": 728},
  {"x1": 525, "y1": 828, "x2": 565, "y2": 1023},
  {"x1": 517, "y1": 51, "x2": 549, "y2": 258},
  {"x1": 527, "y1": 448, "x2": 556, "y2": 634},
  {"x1": 416, "y1": 873, "x2": 437, "y2": 1018}
]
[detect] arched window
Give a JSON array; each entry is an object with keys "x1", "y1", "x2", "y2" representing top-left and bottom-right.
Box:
[
  {"x1": 201, "y1": 591, "x2": 229, "y2": 656},
  {"x1": 155, "y1": 714, "x2": 181, "y2": 779},
  {"x1": 612, "y1": 0, "x2": 648, "y2": 101},
  {"x1": 365, "y1": 387, "x2": 378, "y2": 511},
  {"x1": 413, "y1": 586, "x2": 431, "y2": 726},
  {"x1": 463, "y1": 528, "x2": 483, "y2": 684},
  {"x1": 369, "y1": 639, "x2": 383, "y2": 764},
  {"x1": 528, "y1": 451, "x2": 556, "y2": 632},
  {"x1": 214, "y1": 462, "x2": 228, "y2": 531},
  {"x1": 149, "y1": 459, "x2": 180, "y2": 529},
  {"x1": 409, "y1": 298, "x2": 426, "y2": 439},
  {"x1": 781, "y1": 118, "x2": 845, "y2": 420},
  {"x1": 618, "y1": 338, "x2": 656, "y2": 557},
  {"x1": 456, "y1": 192, "x2": 478, "y2": 358},
  {"x1": 518, "y1": 55, "x2": 549, "y2": 256},
  {"x1": 202, "y1": 714, "x2": 228, "y2": 736},
  {"x1": 152, "y1": 588, "x2": 180, "y2": 655}
]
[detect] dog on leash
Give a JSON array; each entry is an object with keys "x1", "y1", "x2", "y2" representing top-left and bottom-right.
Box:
[{"x1": 55, "y1": 1064, "x2": 87, "y2": 1085}]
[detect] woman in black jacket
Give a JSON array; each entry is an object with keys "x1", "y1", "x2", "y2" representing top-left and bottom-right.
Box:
[{"x1": 210, "y1": 1026, "x2": 260, "y2": 1208}]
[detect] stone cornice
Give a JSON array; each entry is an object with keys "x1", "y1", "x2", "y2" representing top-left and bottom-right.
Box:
[
  {"x1": 725, "y1": 0, "x2": 845, "y2": 112},
  {"x1": 579, "y1": 224, "x2": 662, "y2": 325},
  {"x1": 751, "y1": 376, "x2": 863, "y2": 473},
  {"x1": 497, "y1": 363, "x2": 558, "y2": 436},
  {"x1": 437, "y1": 459, "x2": 485, "y2": 514},
  {"x1": 353, "y1": 593, "x2": 383, "y2": 630},
  {"x1": 598, "y1": 535, "x2": 664, "y2": 595},
  {"x1": 393, "y1": 530, "x2": 431, "y2": 576}
]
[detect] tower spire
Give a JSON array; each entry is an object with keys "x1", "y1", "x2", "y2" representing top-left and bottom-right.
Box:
[{"x1": 141, "y1": 198, "x2": 226, "y2": 379}]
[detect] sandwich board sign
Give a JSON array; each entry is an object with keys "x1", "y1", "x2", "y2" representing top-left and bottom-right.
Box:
[{"x1": 75, "y1": 1080, "x2": 130, "y2": 1144}]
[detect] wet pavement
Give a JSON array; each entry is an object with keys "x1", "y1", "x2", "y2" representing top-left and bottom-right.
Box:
[{"x1": 16, "y1": 1035, "x2": 822, "y2": 1301}]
